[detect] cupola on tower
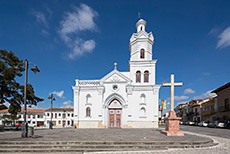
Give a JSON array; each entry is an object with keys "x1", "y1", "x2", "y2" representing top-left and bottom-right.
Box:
[
  {"x1": 129, "y1": 19, "x2": 157, "y2": 85},
  {"x1": 129, "y1": 19, "x2": 154, "y2": 61}
]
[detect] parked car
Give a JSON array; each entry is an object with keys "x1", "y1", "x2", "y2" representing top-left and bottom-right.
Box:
[
  {"x1": 188, "y1": 121, "x2": 195, "y2": 126},
  {"x1": 198, "y1": 121, "x2": 208, "y2": 127},
  {"x1": 15, "y1": 124, "x2": 22, "y2": 127},
  {"x1": 179, "y1": 121, "x2": 184, "y2": 125},
  {"x1": 208, "y1": 121, "x2": 225, "y2": 128}
]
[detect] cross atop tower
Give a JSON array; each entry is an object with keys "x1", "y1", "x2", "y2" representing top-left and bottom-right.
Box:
[{"x1": 138, "y1": 12, "x2": 143, "y2": 19}]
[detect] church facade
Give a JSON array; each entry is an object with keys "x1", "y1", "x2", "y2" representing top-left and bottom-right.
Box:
[{"x1": 72, "y1": 19, "x2": 161, "y2": 128}]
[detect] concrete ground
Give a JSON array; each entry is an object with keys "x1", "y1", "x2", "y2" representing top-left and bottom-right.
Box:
[
  {"x1": 0, "y1": 127, "x2": 210, "y2": 142},
  {"x1": 86, "y1": 131, "x2": 230, "y2": 154}
]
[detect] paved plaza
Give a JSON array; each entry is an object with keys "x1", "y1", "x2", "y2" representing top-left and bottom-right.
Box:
[
  {"x1": 87, "y1": 131, "x2": 230, "y2": 154},
  {"x1": 0, "y1": 127, "x2": 229, "y2": 154},
  {"x1": 0, "y1": 127, "x2": 209, "y2": 142}
]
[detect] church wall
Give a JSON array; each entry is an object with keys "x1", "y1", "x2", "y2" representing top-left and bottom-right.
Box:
[
  {"x1": 77, "y1": 89, "x2": 103, "y2": 124},
  {"x1": 129, "y1": 61, "x2": 156, "y2": 85},
  {"x1": 130, "y1": 40, "x2": 153, "y2": 61},
  {"x1": 103, "y1": 83, "x2": 127, "y2": 102},
  {"x1": 126, "y1": 121, "x2": 158, "y2": 128},
  {"x1": 73, "y1": 88, "x2": 79, "y2": 126},
  {"x1": 103, "y1": 82, "x2": 128, "y2": 127},
  {"x1": 127, "y1": 90, "x2": 156, "y2": 120},
  {"x1": 79, "y1": 121, "x2": 101, "y2": 128}
]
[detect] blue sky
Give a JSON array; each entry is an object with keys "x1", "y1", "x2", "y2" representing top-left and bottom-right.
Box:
[{"x1": 0, "y1": 0, "x2": 230, "y2": 112}]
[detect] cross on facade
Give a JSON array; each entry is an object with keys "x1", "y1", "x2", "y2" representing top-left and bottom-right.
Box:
[
  {"x1": 162, "y1": 74, "x2": 183, "y2": 111},
  {"x1": 114, "y1": 62, "x2": 117, "y2": 70}
]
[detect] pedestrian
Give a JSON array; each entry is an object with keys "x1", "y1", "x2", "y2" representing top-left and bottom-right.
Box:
[
  {"x1": 49, "y1": 121, "x2": 53, "y2": 129},
  {"x1": 227, "y1": 120, "x2": 230, "y2": 128}
]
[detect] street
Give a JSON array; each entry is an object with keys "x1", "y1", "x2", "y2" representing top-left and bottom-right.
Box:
[{"x1": 159, "y1": 124, "x2": 230, "y2": 139}]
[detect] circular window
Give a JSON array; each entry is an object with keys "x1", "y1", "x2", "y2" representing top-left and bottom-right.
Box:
[{"x1": 113, "y1": 85, "x2": 118, "y2": 90}]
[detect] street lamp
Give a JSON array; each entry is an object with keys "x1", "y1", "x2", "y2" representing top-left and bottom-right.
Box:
[
  {"x1": 15, "y1": 59, "x2": 40, "y2": 138},
  {"x1": 48, "y1": 93, "x2": 55, "y2": 129}
]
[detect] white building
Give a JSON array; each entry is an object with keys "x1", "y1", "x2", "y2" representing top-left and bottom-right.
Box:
[
  {"x1": 44, "y1": 108, "x2": 74, "y2": 127},
  {"x1": 0, "y1": 108, "x2": 74, "y2": 128},
  {"x1": 72, "y1": 19, "x2": 161, "y2": 128},
  {"x1": 0, "y1": 109, "x2": 46, "y2": 127}
]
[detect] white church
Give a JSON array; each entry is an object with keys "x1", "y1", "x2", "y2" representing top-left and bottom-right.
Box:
[{"x1": 72, "y1": 19, "x2": 161, "y2": 128}]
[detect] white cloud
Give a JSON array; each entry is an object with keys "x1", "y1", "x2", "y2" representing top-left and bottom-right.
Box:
[
  {"x1": 20, "y1": 104, "x2": 43, "y2": 109},
  {"x1": 59, "y1": 3, "x2": 98, "y2": 59},
  {"x1": 184, "y1": 88, "x2": 195, "y2": 94},
  {"x1": 32, "y1": 10, "x2": 48, "y2": 28},
  {"x1": 203, "y1": 72, "x2": 211, "y2": 76},
  {"x1": 177, "y1": 101, "x2": 187, "y2": 105},
  {"x1": 52, "y1": 90, "x2": 64, "y2": 98},
  {"x1": 174, "y1": 95, "x2": 189, "y2": 101},
  {"x1": 216, "y1": 27, "x2": 230, "y2": 49},
  {"x1": 61, "y1": 101, "x2": 73, "y2": 108},
  {"x1": 41, "y1": 29, "x2": 50, "y2": 36},
  {"x1": 28, "y1": 105, "x2": 44, "y2": 109},
  {"x1": 193, "y1": 90, "x2": 217, "y2": 99},
  {"x1": 68, "y1": 38, "x2": 95, "y2": 58},
  {"x1": 209, "y1": 26, "x2": 222, "y2": 36}
]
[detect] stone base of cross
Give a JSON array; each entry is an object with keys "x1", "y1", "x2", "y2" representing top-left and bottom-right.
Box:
[{"x1": 161, "y1": 74, "x2": 184, "y2": 136}]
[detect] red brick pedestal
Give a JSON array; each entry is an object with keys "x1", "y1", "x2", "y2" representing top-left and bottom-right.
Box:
[{"x1": 161, "y1": 111, "x2": 184, "y2": 136}]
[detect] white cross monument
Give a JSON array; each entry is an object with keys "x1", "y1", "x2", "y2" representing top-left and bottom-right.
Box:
[
  {"x1": 162, "y1": 74, "x2": 183, "y2": 112},
  {"x1": 161, "y1": 74, "x2": 184, "y2": 136}
]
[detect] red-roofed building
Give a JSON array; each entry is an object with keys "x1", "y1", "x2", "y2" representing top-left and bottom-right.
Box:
[{"x1": 0, "y1": 107, "x2": 74, "y2": 128}]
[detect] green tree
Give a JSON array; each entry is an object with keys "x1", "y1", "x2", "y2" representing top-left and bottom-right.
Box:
[{"x1": 0, "y1": 50, "x2": 43, "y2": 118}]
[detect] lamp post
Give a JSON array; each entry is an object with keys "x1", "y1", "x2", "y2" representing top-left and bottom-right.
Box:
[
  {"x1": 18, "y1": 59, "x2": 40, "y2": 138},
  {"x1": 48, "y1": 93, "x2": 55, "y2": 129}
]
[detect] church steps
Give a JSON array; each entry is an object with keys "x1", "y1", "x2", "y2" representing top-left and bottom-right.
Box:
[
  {"x1": 0, "y1": 144, "x2": 216, "y2": 149},
  {"x1": 0, "y1": 140, "x2": 213, "y2": 145},
  {"x1": 0, "y1": 145, "x2": 217, "y2": 153},
  {"x1": 0, "y1": 140, "x2": 216, "y2": 153}
]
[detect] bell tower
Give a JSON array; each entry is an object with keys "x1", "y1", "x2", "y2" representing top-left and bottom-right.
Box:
[
  {"x1": 129, "y1": 19, "x2": 154, "y2": 61},
  {"x1": 129, "y1": 19, "x2": 157, "y2": 85}
]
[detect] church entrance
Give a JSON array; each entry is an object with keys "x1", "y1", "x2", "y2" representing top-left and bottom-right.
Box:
[
  {"x1": 109, "y1": 109, "x2": 121, "y2": 128},
  {"x1": 108, "y1": 99, "x2": 122, "y2": 128}
]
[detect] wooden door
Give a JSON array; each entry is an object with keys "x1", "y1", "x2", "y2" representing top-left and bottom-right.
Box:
[
  {"x1": 62, "y1": 120, "x2": 66, "y2": 127},
  {"x1": 37, "y1": 121, "x2": 44, "y2": 127},
  {"x1": 109, "y1": 109, "x2": 121, "y2": 128}
]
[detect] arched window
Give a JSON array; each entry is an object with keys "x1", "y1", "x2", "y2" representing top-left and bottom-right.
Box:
[
  {"x1": 136, "y1": 71, "x2": 141, "y2": 83},
  {"x1": 86, "y1": 107, "x2": 91, "y2": 117},
  {"x1": 140, "y1": 49, "x2": 145, "y2": 59},
  {"x1": 86, "y1": 94, "x2": 91, "y2": 104},
  {"x1": 140, "y1": 107, "x2": 146, "y2": 117},
  {"x1": 144, "y1": 71, "x2": 149, "y2": 83},
  {"x1": 140, "y1": 94, "x2": 146, "y2": 103},
  {"x1": 141, "y1": 26, "x2": 142, "y2": 31}
]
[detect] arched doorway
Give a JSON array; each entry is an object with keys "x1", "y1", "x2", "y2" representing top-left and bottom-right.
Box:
[{"x1": 108, "y1": 99, "x2": 122, "y2": 128}]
